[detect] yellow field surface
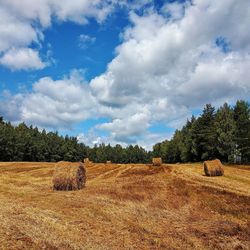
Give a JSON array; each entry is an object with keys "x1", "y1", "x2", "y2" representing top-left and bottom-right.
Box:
[{"x1": 0, "y1": 162, "x2": 249, "y2": 249}]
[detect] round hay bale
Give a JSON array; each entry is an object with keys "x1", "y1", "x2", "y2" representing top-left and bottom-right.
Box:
[
  {"x1": 83, "y1": 158, "x2": 89, "y2": 163},
  {"x1": 106, "y1": 160, "x2": 112, "y2": 164},
  {"x1": 83, "y1": 158, "x2": 93, "y2": 166},
  {"x1": 152, "y1": 157, "x2": 162, "y2": 166},
  {"x1": 203, "y1": 159, "x2": 224, "y2": 177},
  {"x1": 53, "y1": 161, "x2": 86, "y2": 191}
]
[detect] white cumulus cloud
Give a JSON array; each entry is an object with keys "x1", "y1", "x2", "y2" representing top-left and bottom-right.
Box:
[
  {"x1": 89, "y1": 0, "x2": 250, "y2": 144},
  {"x1": 0, "y1": 0, "x2": 119, "y2": 70},
  {"x1": 0, "y1": 70, "x2": 98, "y2": 129},
  {"x1": 0, "y1": 48, "x2": 46, "y2": 71}
]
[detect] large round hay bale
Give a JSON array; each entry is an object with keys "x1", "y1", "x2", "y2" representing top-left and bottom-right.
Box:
[
  {"x1": 203, "y1": 159, "x2": 224, "y2": 177},
  {"x1": 106, "y1": 160, "x2": 111, "y2": 164},
  {"x1": 53, "y1": 161, "x2": 86, "y2": 191},
  {"x1": 152, "y1": 157, "x2": 162, "y2": 166}
]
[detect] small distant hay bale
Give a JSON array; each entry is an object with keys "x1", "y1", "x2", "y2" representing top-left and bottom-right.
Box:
[
  {"x1": 106, "y1": 160, "x2": 111, "y2": 164},
  {"x1": 152, "y1": 157, "x2": 162, "y2": 166},
  {"x1": 83, "y1": 158, "x2": 89, "y2": 164},
  {"x1": 203, "y1": 159, "x2": 224, "y2": 177},
  {"x1": 83, "y1": 158, "x2": 93, "y2": 166},
  {"x1": 53, "y1": 161, "x2": 86, "y2": 191}
]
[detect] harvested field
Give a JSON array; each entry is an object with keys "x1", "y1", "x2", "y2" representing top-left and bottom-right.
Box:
[{"x1": 0, "y1": 162, "x2": 249, "y2": 250}]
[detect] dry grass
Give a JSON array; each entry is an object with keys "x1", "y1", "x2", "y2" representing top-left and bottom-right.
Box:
[{"x1": 0, "y1": 162, "x2": 249, "y2": 249}]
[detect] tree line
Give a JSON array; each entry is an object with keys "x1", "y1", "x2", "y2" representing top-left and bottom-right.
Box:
[
  {"x1": 0, "y1": 100, "x2": 249, "y2": 163},
  {"x1": 0, "y1": 117, "x2": 150, "y2": 163},
  {"x1": 153, "y1": 100, "x2": 250, "y2": 163}
]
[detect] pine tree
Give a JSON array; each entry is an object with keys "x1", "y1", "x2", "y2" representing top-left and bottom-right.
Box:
[
  {"x1": 192, "y1": 104, "x2": 217, "y2": 160},
  {"x1": 215, "y1": 103, "x2": 236, "y2": 162},
  {"x1": 234, "y1": 100, "x2": 250, "y2": 163},
  {"x1": 180, "y1": 116, "x2": 196, "y2": 162}
]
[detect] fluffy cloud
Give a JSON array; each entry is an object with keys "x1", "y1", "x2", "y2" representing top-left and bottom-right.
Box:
[
  {"x1": 23, "y1": 71, "x2": 98, "y2": 128},
  {"x1": 0, "y1": 90, "x2": 24, "y2": 123},
  {"x1": 0, "y1": 48, "x2": 46, "y2": 71},
  {"x1": 0, "y1": 70, "x2": 98, "y2": 128},
  {"x1": 0, "y1": 0, "x2": 118, "y2": 70},
  {"x1": 90, "y1": 0, "x2": 250, "y2": 144},
  {"x1": 0, "y1": 6, "x2": 39, "y2": 53},
  {"x1": 77, "y1": 129, "x2": 171, "y2": 150},
  {"x1": 77, "y1": 132, "x2": 104, "y2": 147},
  {"x1": 98, "y1": 110, "x2": 151, "y2": 143},
  {"x1": 161, "y1": 2, "x2": 185, "y2": 20}
]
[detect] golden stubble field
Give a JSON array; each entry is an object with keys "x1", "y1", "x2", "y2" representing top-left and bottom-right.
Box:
[{"x1": 0, "y1": 162, "x2": 249, "y2": 250}]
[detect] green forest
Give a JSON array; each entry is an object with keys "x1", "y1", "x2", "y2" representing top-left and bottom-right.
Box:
[{"x1": 0, "y1": 100, "x2": 249, "y2": 163}]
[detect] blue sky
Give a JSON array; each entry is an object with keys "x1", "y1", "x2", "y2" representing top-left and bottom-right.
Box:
[
  {"x1": 0, "y1": 4, "x2": 128, "y2": 91},
  {"x1": 0, "y1": 0, "x2": 249, "y2": 149}
]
